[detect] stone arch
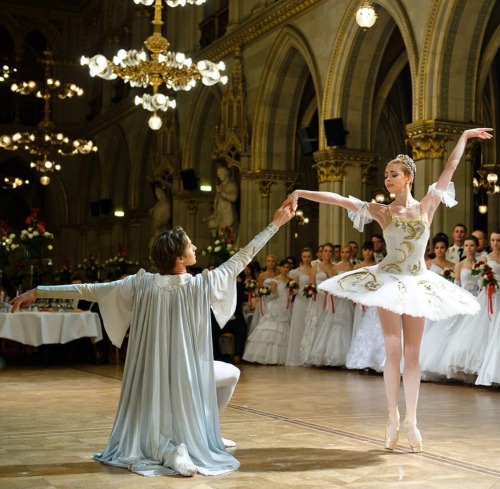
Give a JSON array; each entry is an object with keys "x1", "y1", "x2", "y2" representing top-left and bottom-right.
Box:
[
  {"x1": 477, "y1": 24, "x2": 500, "y2": 106},
  {"x1": 0, "y1": 15, "x2": 22, "y2": 52},
  {"x1": 323, "y1": 0, "x2": 418, "y2": 148},
  {"x1": 97, "y1": 124, "x2": 132, "y2": 210},
  {"x1": 182, "y1": 86, "x2": 223, "y2": 184},
  {"x1": 130, "y1": 112, "x2": 159, "y2": 209},
  {"x1": 40, "y1": 172, "x2": 69, "y2": 227},
  {"x1": 252, "y1": 24, "x2": 322, "y2": 172},
  {"x1": 422, "y1": 0, "x2": 494, "y2": 120},
  {"x1": 78, "y1": 151, "x2": 102, "y2": 222},
  {"x1": 21, "y1": 20, "x2": 65, "y2": 59}
]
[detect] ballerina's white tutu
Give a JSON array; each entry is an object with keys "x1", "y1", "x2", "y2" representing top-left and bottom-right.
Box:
[{"x1": 318, "y1": 185, "x2": 479, "y2": 321}]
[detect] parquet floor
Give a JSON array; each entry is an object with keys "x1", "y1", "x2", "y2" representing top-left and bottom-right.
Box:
[{"x1": 1, "y1": 360, "x2": 499, "y2": 488}]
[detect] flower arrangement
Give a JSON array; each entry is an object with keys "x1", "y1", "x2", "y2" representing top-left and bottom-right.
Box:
[
  {"x1": 303, "y1": 283, "x2": 318, "y2": 299},
  {"x1": 105, "y1": 244, "x2": 138, "y2": 278},
  {"x1": 440, "y1": 268, "x2": 455, "y2": 282},
  {"x1": 471, "y1": 262, "x2": 499, "y2": 289},
  {"x1": 0, "y1": 220, "x2": 19, "y2": 267},
  {"x1": 77, "y1": 254, "x2": 103, "y2": 281},
  {"x1": 19, "y1": 208, "x2": 53, "y2": 260},
  {"x1": 472, "y1": 261, "x2": 499, "y2": 317},
  {"x1": 201, "y1": 226, "x2": 238, "y2": 266},
  {"x1": 286, "y1": 278, "x2": 299, "y2": 304},
  {"x1": 258, "y1": 285, "x2": 271, "y2": 297},
  {"x1": 245, "y1": 278, "x2": 258, "y2": 293}
]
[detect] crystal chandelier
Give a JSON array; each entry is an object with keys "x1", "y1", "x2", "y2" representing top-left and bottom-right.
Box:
[
  {"x1": 0, "y1": 51, "x2": 97, "y2": 186},
  {"x1": 81, "y1": 0, "x2": 228, "y2": 130},
  {"x1": 1, "y1": 176, "x2": 30, "y2": 189},
  {"x1": 473, "y1": 165, "x2": 499, "y2": 214},
  {"x1": 0, "y1": 64, "x2": 16, "y2": 83},
  {"x1": 355, "y1": 1, "x2": 377, "y2": 30}
]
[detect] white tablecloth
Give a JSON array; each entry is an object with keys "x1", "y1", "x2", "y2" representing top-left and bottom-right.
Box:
[{"x1": 0, "y1": 311, "x2": 103, "y2": 347}]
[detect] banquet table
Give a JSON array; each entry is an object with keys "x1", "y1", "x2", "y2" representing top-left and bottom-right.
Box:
[{"x1": 0, "y1": 311, "x2": 103, "y2": 347}]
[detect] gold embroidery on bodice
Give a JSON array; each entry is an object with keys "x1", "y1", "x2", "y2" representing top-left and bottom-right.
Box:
[{"x1": 381, "y1": 215, "x2": 428, "y2": 276}]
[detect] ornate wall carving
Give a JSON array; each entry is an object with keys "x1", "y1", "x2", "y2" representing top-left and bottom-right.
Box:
[
  {"x1": 313, "y1": 148, "x2": 377, "y2": 183},
  {"x1": 406, "y1": 119, "x2": 472, "y2": 160}
]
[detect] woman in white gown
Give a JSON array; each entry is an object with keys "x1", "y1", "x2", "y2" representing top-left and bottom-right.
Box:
[
  {"x1": 474, "y1": 230, "x2": 500, "y2": 386},
  {"x1": 243, "y1": 259, "x2": 292, "y2": 365},
  {"x1": 306, "y1": 245, "x2": 354, "y2": 367},
  {"x1": 248, "y1": 255, "x2": 278, "y2": 335},
  {"x1": 285, "y1": 248, "x2": 313, "y2": 366},
  {"x1": 444, "y1": 234, "x2": 497, "y2": 380},
  {"x1": 300, "y1": 244, "x2": 335, "y2": 364},
  {"x1": 420, "y1": 235, "x2": 477, "y2": 381},
  {"x1": 284, "y1": 128, "x2": 491, "y2": 453},
  {"x1": 425, "y1": 234, "x2": 456, "y2": 274},
  {"x1": 346, "y1": 241, "x2": 385, "y2": 372}
]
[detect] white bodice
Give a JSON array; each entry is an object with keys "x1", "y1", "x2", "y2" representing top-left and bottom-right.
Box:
[{"x1": 377, "y1": 215, "x2": 429, "y2": 276}]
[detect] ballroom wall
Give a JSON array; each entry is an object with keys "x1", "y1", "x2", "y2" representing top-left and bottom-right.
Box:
[{"x1": 0, "y1": 0, "x2": 498, "y2": 284}]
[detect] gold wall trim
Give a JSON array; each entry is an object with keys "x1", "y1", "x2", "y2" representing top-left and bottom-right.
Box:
[
  {"x1": 406, "y1": 119, "x2": 472, "y2": 160},
  {"x1": 313, "y1": 148, "x2": 377, "y2": 183},
  {"x1": 242, "y1": 169, "x2": 300, "y2": 198},
  {"x1": 200, "y1": 0, "x2": 322, "y2": 60}
]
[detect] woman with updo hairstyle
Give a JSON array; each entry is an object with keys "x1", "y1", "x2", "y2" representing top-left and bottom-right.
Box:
[
  {"x1": 284, "y1": 128, "x2": 492, "y2": 453},
  {"x1": 426, "y1": 233, "x2": 455, "y2": 273}
]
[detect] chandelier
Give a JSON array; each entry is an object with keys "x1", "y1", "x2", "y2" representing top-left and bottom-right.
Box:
[
  {"x1": 0, "y1": 51, "x2": 97, "y2": 186},
  {"x1": 81, "y1": 0, "x2": 228, "y2": 130},
  {"x1": 0, "y1": 64, "x2": 16, "y2": 83},
  {"x1": 355, "y1": 1, "x2": 377, "y2": 30},
  {"x1": 1, "y1": 176, "x2": 30, "y2": 189},
  {"x1": 473, "y1": 165, "x2": 499, "y2": 214},
  {"x1": 295, "y1": 209, "x2": 309, "y2": 225},
  {"x1": 371, "y1": 189, "x2": 395, "y2": 204}
]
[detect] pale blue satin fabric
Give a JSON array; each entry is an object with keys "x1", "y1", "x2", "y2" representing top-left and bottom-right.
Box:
[{"x1": 37, "y1": 223, "x2": 278, "y2": 476}]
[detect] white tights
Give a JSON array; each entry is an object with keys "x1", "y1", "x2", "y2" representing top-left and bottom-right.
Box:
[
  {"x1": 214, "y1": 360, "x2": 240, "y2": 415},
  {"x1": 378, "y1": 309, "x2": 425, "y2": 422}
]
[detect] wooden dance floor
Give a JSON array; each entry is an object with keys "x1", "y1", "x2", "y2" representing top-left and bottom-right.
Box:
[{"x1": 1, "y1": 362, "x2": 499, "y2": 488}]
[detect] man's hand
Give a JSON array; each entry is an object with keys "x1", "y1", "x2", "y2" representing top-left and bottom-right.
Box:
[{"x1": 9, "y1": 289, "x2": 37, "y2": 313}]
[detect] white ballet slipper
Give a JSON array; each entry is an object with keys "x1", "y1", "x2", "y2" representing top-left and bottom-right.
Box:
[
  {"x1": 165, "y1": 443, "x2": 197, "y2": 477},
  {"x1": 222, "y1": 437, "x2": 236, "y2": 448}
]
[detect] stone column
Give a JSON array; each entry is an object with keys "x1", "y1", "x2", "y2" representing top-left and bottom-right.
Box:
[
  {"x1": 313, "y1": 148, "x2": 377, "y2": 245},
  {"x1": 241, "y1": 169, "x2": 299, "y2": 258},
  {"x1": 407, "y1": 120, "x2": 474, "y2": 238}
]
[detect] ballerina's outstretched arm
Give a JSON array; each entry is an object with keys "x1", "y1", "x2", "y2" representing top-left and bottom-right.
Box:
[
  {"x1": 421, "y1": 128, "x2": 493, "y2": 221},
  {"x1": 283, "y1": 190, "x2": 359, "y2": 213},
  {"x1": 435, "y1": 128, "x2": 493, "y2": 192}
]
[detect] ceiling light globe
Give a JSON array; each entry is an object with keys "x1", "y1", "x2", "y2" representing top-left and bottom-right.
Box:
[
  {"x1": 40, "y1": 175, "x2": 51, "y2": 186},
  {"x1": 487, "y1": 172, "x2": 498, "y2": 184},
  {"x1": 148, "y1": 114, "x2": 163, "y2": 130},
  {"x1": 356, "y1": 2, "x2": 377, "y2": 29}
]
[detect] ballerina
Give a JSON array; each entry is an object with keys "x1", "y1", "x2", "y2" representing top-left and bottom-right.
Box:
[{"x1": 284, "y1": 127, "x2": 492, "y2": 453}]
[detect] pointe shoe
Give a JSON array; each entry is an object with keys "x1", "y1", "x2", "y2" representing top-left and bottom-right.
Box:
[
  {"x1": 168, "y1": 443, "x2": 197, "y2": 477},
  {"x1": 384, "y1": 410, "x2": 400, "y2": 450},
  {"x1": 404, "y1": 419, "x2": 423, "y2": 453},
  {"x1": 384, "y1": 421, "x2": 400, "y2": 450}
]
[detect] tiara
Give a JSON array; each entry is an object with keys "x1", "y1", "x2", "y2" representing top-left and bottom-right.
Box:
[{"x1": 396, "y1": 154, "x2": 416, "y2": 178}]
